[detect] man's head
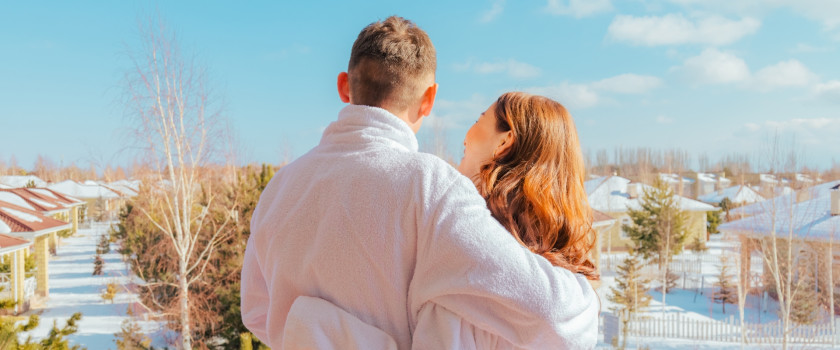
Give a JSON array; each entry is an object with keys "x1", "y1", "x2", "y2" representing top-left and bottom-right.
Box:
[{"x1": 338, "y1": 16, "x2": 438, "y2": 132}]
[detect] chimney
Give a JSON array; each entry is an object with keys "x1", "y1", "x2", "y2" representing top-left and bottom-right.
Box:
[
  {"x1": 831, "y1": 190, "x2": 840, "y2": 216},
  {"x1": 796, "y1": 190, "x2": 811, "y2": 203},
  {"x1": 627, "y1": 183, "x2": 638, "y2": 199}
]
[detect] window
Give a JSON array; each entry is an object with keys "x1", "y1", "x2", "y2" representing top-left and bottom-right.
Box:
[{"x1": 619, "y1": 217, "x2": 632, "y2": 240}]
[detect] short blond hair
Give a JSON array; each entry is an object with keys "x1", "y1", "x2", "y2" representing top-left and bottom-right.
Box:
[{"x1": 349, "y1": 16, "x2": 436, "y2": 111}]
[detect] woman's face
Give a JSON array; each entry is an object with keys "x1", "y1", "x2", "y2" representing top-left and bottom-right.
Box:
[{"x1": 457, "y1": 103, "x2": 510, "y2": 180}]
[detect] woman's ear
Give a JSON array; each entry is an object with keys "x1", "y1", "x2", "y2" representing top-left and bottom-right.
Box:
[{"x1": 494, "y1": 131, "x2": 514, "y2": 158}]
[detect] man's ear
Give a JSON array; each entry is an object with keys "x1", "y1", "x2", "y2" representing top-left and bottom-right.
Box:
[
  {"x1": 495, "y1": 131, "x2": 514, "y2": 158},
  {"x1": 337, "y1": 72, "x2": 351, "y2": 103},
  {"x1": 418, "y1": 83, "x2": 438, "y2": 117}
]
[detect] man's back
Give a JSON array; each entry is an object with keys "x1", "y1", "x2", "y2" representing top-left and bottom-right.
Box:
[{"x1": 243, "y1": 105, "x2": 462, "y2": 348}]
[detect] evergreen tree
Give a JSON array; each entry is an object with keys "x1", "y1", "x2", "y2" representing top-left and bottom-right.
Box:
[
  {"x1": 93, "y1": 255, "x2": 104, "y2": 276},
  {"x1": 623, "y1": 178, "x2": 687, "y2": 297},
  {"x1": 0, "y1": 314, "x2": 39, "y2": 349},
  {"x1": 707, "y1": 210, "x2": 721, "y2": 234},
  {"x1": 113, "y1": 318, "x2": 153, "y2": 350},
  {"x1": 791, "y1": 269, "x2": 819, "y2": 325},
  {"x1": 713, "y1": 255, "x2": 738, "y2": 313},
  {"x1": 608, "y1": 252, "x2": 651, "y2": 350},
  {"x1": 96, "y1": 234, "x2": 111, "y2": 255},
  {"x1": 39, "y1": 312, "x2": 85, "y2": 349},
  {"x1": 719, "y1": 197, "x2": 732, "y2": 221}
]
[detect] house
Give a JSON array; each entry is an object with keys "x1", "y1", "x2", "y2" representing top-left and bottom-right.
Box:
[
  {"x1": 697, "y1": 185, "x2": 765, "y2": 207},
  {"x1": 0, "y1": 188, "x2": 84, "y2": 252},
  {"x1": 107, "y1": 180, "x2": 140, "y2": 197},
  {"x1": 47, "y1": 180, "x2": 124, "y2": 221},
  {"x1": 730, "y1": 180, "x2": 840, "y2": 219},
  {"x1": 694, "y1": 172, "x2": 732, "y2": 198},
  {"x1": 586, "y1": 176, "x2": 718, "y2": 252},
  {"x1": 0, "y1": 233, "x2": 32, "y2": 314},
  {"x1": 0, "y1": 200, "x2": 72, "y2": 312},
  {"x1": 591, "y1": 210, "x2": 616, "y2": 273},
  {"x1": 719, "y1": 183, "x2": 840, "y2": 293},
  {"x1": 0, "y1": 175, "x2": 47, "y2": 188},
  {"x1": 658, "y1": 173, "x2": 696, "y2": 198}
]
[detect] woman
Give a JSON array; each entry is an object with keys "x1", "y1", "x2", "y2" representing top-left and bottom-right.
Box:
[
  {"x1": 458, "y1": 91, "x2": 598, "y2": 281},
  {"x1": 412, "y1": 92, "x2": 600, "y2": 349}
]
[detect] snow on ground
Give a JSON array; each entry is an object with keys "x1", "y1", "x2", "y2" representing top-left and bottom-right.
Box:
[
  {"x1": 595, "y1": 233, "x2": 837, "y2": 349},
  {"x1": 21, "y1": 223, "x2": 169, "y2": 349}
]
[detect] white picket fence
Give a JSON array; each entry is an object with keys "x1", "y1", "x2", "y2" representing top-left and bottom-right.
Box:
[{"x1": 604, "y1": 312, "x2": 839, "y2": 345}]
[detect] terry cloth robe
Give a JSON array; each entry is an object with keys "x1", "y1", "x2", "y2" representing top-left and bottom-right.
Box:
[{"x1": 241, "y1": 104, "x2": 599, "y2": 349}]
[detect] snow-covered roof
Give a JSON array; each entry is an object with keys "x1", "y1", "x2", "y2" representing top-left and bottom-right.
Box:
[
  {"x1": 732, "y1": 180, "x2": 840, "y2": 218},
  {"x1": 0, "y1": 188, "x2": 79, "y2": 213},
  {"x1": 697, "y1": 185, "x2": 765, "y2": 205},
  {"x1": 47, "y1": 180, "x2": 122, "y2": 200},
  {"x1": 0, "y1": 175, "x2": 46, "y2": 188},
  {"x1": 110, "y1": 179, "x2": 141, "y2": 192},
  {"x1": 720, "y1": 187, "x2": 840, "y2": 242},
  {"x1": 795, "y1": 173, "x2": 816, "y2": 183},
  {"x1": 658, "y1": 173, "x2": 695, "y2": 185},
  {"x1": 104, "y1": 183, "x2": 138, "y2": 197},
  {"x1": 0, "y1": 192, "x2": 37, "y2": 211},
  {"x1": 0, "y1": 200, "x2": 71, "y2": 239},
  {"x1": 586, "y1": 176, "x2": 717, "y2": 213},
  {"x1": 696, "y1": 172, "x2": 732, "y2": 185},
  {"x1": 759, "y1": 174, "x2": 791, "y2": 185}
]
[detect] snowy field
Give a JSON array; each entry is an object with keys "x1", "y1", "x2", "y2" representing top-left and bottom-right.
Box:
[
  {"x1": 20, "y1": 223, "x2": 168, "y2": 349},
  {"x1": 595, "y1": 234, "x2": 839, "y2": 349}
]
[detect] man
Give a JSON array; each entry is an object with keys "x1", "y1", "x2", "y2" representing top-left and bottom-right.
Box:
[{"x1": 241, "y1": 16, "x2": 598, "y2": 349}]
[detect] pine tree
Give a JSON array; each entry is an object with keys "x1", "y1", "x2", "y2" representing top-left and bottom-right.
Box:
[
  {"x1": 96, "y1": 234, "x2": 111, "y2": 255},
  {"x1": 93, "y1": 255, "x2": 104, "y2": 276},
  {"x1": 623, "y1": 178, "x2": 687, "y2": 299},
  {"x1": 113, "y1": 318, "x2": 153, "y2": 350},
  {"x1": 791, "y1": 269, "x2": 819, "y2": 325},
  {"x1": 608, "y1": 252, "x2": 651, "y2": 350},
  {"x1": 707, "y1": 210, "x2": 721, "y2": 234},
  {"x1": 713, "y1": 255, "x2": 738, "y2": 313},
  {"x1": 39, "y1": 312, "x2": 86, "y2": 349},
  {"x1": 0, "y1": 314, "x2": 39, "y2": 349}
]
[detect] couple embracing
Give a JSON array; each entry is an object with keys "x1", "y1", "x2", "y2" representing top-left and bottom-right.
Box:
[{"x1": 242, "y1": 16, "x2": 599, "y2": 350}]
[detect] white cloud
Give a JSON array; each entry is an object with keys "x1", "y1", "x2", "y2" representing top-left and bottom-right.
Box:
[
  {"x1": 672, "y1": 48, "x2": 751, "y2": 84},
  {"x1": 458, "y1": 59, "x2": 542, "y2": 79},
  {"x1": 523, "y1": 73, "x2": 662, "y2": 109},
  {"x1": 813, "y1": 80, "x2": 840, "y2": 103},
  {"x1": 752, "y1": 60, "x2": 819, "y2": 90},
  {"x1": 525, "y1": 83, "x2": 600, "y2": 110},
  {"x1": 607, "y1": 13, "x2": 760, "y2": 46},
  {"x1": 480, "y1": 0, "x2": 505, "y2": 23},
  {"x1": 544, "y1": 0, "x2": 613, "y2": 18},
  {"x1": 666, "y1": 0, "x2": 840, "y2": 31},
  {"x1": 591, "y1": 74, "x2": 663, "y2": 94}
]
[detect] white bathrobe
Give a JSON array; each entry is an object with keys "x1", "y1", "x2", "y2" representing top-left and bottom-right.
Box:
[{"x1": 241, "y1": 104, "x2": 599, "y2": 349}]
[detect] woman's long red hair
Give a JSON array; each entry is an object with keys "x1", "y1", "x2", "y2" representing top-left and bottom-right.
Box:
[{"x1": 477, "y1": 92, "x2": 598, "y2": 280}]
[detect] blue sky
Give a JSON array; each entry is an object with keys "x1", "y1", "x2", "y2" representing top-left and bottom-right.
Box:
[{"x1": 1, "y1": 0, "x2": 839, "y2": 172}]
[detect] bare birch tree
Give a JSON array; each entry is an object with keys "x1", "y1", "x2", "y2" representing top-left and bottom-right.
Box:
[
  {"x1": 124, "y1": 17, "x2": 234, "y2": 350},
  {"x1": 751, "y1": 134, "x2": 811, "y2": 350}
]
